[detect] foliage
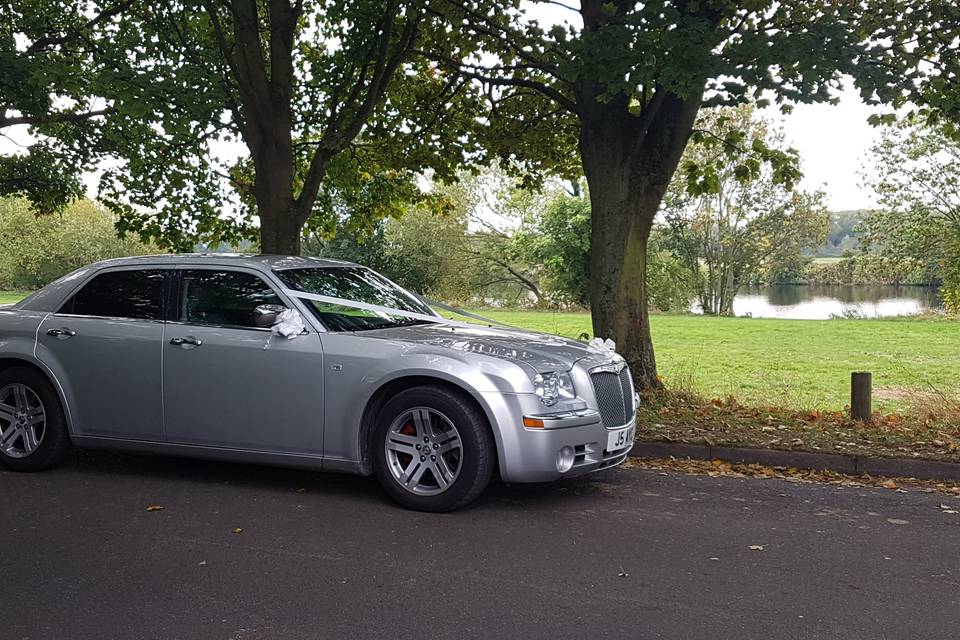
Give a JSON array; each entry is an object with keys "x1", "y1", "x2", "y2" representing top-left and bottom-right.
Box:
[
  {"x1": 0, "y1": 197, "x2": 153, "y2": 289},
  {"x1": 862, "y1": 119, "x2": 960, "y2": 312},
  {"x1": 803, "y1": 254, "x2": 935, "y2": 286},
  {"x1": 817, "y1": 210, "x2": 867, "y2": 257},
  {"x1": 0, "y1": 0, "x2": 117, "y2": 212},
  {"x1": 646, "y1": 231, "x2": 696, "y2": 313},
  {"x1": 5, "y1": 0, "x2": 489, "y2": 253},
  {"x1": 303, "y1": 205, "x2": 476, "y2": 302},
  {"x1": 512, "y1": 192, "x2": 590, "y2": 307},
  {"x1": 662, "y1": 107, "x2": 829, "y2": 315}
]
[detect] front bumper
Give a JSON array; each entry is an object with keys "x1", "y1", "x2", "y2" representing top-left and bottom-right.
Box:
[{"x1": 480, "y1": 391, "x2": 635, "y2": 483}]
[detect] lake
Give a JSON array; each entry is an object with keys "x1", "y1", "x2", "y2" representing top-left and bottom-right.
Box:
[{"x1": 694, "y1": 284, "x2": 943, "y2": 319}]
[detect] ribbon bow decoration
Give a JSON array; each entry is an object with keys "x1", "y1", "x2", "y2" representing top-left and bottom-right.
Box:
[{"x1": 588, "y1": 337, "x2": 617, "y2": 352}]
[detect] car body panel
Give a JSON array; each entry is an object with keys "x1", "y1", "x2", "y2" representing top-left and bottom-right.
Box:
[
  {"x1": 0, "y1": 254, "x2": 636, "y2": 484},
  {"x1": 36, "y1": 314, "x2": 165, "y2": 440},
  {"x1": 162, "y1": 322, "x2": 326, "y2": 454}
]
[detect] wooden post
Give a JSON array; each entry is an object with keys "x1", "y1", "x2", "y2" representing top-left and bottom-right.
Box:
[{"x1": 851, "y1": 372, "x2": 872, "y2": 422}]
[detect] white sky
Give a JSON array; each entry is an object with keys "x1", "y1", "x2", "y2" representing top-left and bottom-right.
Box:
[{"x1": 761, "y1": 87, "x2": 881, "y2": 211}]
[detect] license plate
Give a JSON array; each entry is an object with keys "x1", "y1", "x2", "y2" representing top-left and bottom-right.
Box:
[{"x1": 606, "y1": 425, "x2": 634, "y2": 452}]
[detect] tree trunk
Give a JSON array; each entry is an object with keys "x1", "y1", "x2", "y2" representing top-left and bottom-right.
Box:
[
  {"x1": 578, "y1": 90, "x2": 703, "y2": 388},
  {"x1": 588, "y1": 183, "x2": 661, "y2": 388},
  {"x1": 259, "y1": 205, "x2": 303, "y2": 254}
]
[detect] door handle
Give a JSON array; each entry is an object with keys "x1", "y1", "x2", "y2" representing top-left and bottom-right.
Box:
[
  {"x1": 46, "y1": 327, "x2": 76, "y2": 338},
  {"x1": 169, "y1": 336, "x2": 203, "y2": 347}
]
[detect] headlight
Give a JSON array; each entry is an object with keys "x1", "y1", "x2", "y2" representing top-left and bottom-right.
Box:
[{"x1": 533, "y1": 371, "x2": 576, "y2": 406}]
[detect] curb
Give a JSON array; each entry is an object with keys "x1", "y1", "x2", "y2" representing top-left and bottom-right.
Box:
[{"x1": 629, "y1": 441, "x2": 960, "y2": 482}]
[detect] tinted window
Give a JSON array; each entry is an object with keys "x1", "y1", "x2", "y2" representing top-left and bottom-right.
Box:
[
  {"x1": 179, "y1": 270, "x2": 283, "y2": 328},
  {"x1": 275, "y1": 266, "x2": 434, "y2": 332},
  {"x1": 61, "y1": 269, "x2": 166, "y2": 320}
]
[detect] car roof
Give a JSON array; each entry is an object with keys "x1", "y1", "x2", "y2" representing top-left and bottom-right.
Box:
[
  {"x1": 86, "y1": 253, "x2": 359, "y2": 270},
  {"x1": 15, "y1": 254, "x2": 361, "y2": 312}
]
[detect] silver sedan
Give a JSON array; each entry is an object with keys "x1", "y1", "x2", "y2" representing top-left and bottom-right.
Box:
[{"x1": 0, "y1": 255, "x2": 636, "y2": 511}]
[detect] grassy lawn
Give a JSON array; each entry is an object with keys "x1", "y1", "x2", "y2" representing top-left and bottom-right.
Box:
[
  {"x1": 461, "y1": 308, "x2": 960, "y2": 413},
  {"x1": 0, "y1": 291, "x2": 29, "y2": 305}
]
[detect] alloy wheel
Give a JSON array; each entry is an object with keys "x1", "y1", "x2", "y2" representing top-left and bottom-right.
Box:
[
  {"x1": 0, "y1": 383, "x2": 46, "y2": 459},
  {"x1": 384, "y1": 407, "x2": 463, "y2": 496}
]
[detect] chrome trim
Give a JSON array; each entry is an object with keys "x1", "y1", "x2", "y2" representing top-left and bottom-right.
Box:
[
  {"x1": 522, "y1": 408, "x2": 601, "y2": 429},
  {"x1": 589, "y1": 361, "x2": 627, "y2": 375}
]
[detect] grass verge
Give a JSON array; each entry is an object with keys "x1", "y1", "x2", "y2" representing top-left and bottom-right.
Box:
[
  {"x1": 637, "y1": 390, "x2": 960, "y2": 463},
  {"x1": 0, "y1": 291, "x2": 29, "y2": 305}
]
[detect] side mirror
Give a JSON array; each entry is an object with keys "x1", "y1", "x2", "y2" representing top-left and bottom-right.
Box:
[{"x1": 254, "y1": 304, "x2": 289, "y2": 328}]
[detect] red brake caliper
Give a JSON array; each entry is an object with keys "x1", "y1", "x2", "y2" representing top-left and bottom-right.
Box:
[{"x1": 398, "y1": 421, "x2": 416, "y2": 466}]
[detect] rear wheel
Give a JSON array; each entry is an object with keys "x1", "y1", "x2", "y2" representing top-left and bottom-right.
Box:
[
  {"x1": 373, "y1": 386, "x2": 495, "y2": 512},
  {"x1": 0, "y1": 366, "x2": 71, "y2": 472}
]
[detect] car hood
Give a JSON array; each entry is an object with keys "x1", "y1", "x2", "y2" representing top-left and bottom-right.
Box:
[{"x1": 358, "y1": 322, "x2": 614, "y2": 372}]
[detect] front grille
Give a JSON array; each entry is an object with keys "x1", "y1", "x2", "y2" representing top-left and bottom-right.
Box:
[{"x1": 590, "y1": 365, "x2": 635, "y2": 427}]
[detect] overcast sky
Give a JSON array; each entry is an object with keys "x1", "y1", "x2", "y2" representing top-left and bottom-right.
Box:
[{"x1": 762, "y1": 87, "x2": 881, "y2": 211}]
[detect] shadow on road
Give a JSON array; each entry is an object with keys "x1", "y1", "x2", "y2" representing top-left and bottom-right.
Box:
[{"x1": 54, "y1": 448, "x2": 621, "y2": 512}]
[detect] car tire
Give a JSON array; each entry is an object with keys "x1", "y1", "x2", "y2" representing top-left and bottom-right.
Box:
[
  {"x1": 0, "y1": 366, "x2": 71, "y2": 472},
  {"x1": 373, "y1": 385, "x2": 495, "y2": 512}
]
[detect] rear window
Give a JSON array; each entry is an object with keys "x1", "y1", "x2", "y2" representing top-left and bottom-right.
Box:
[{"x1": 59, "y1": 269, "x2": 166, "y2": 320}]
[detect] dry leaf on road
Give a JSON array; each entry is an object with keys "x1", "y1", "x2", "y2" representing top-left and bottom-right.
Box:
[
  {"x1": 749, "y1": 545, "x2": 765, "y2": 551},
  {"x1": 146, "y1": 505, "x2": 164, "y2": 512}
]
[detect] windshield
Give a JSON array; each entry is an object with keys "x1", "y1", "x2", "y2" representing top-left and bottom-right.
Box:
[{"x1": 274, "y1": 266, "x2": 436, "y2": 332}]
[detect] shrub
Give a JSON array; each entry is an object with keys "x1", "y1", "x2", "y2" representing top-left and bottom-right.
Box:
[{"x1": 0, "y1": 198, "x2": 154, "y2": 289}]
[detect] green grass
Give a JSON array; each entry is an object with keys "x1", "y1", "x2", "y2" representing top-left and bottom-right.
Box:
[
  {"x1": 0, "y1": 291, "x2": 29, "y2": 305},
  {"x1": 460, "y1": 308, "x2": 960, "y2": 412}
]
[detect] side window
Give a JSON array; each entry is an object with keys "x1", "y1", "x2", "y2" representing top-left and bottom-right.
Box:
[
  {"x1": 59, "y1": 269, "x2": 166, "y2": 320},
  {"x1": 179, "y1": 270, "x2": 283, "y2": 328}
]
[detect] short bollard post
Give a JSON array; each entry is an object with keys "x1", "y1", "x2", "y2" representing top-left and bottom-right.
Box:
[{"x1": 851, "y1": 372, "x2": 872, "y2": 422}]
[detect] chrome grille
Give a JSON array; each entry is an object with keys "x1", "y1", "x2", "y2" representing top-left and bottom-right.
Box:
[{"x1": 590, "y1": 365, "x2": 635, "y2": 427}]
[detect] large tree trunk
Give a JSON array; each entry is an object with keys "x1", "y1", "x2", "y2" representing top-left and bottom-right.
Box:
[
  {"x1": 259, "y1": 205, "x2": 303, "y2": 254},
  {"x1": 587, "y1": 180, "x2": 661, "y2": 387},
  {"x1": 578, "y1": 90, "x2": 703, "y2": 388}
]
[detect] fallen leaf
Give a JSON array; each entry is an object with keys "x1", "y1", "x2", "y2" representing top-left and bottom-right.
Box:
[
  {"x1": 880, "y1": 479, "x2": 898, "y2": 489},
  {"x1": 233, "y1": 527, "x2": 243, "y2": 534},
  {"x1": 749, "y1": 545, "x2": 765, "y2": 551},
  {"x1": 146, "y1": 505, "x2": 164, "y2": 512}
]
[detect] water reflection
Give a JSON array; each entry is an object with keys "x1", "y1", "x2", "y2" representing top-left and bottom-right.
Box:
[{"x1": 693, "y1": 285, "x2": 942, "y2": 319}]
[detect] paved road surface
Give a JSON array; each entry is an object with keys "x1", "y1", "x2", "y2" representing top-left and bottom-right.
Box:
[{"x1": 2, "y1": 450, "x2": 958, "y2": 640}]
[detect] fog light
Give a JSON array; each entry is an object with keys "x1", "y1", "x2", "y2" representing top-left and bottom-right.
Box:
[{"x1": 556, "y1": 446, "x2": 575, "y2": 473}]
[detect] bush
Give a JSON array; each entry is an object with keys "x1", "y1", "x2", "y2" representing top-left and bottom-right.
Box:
[
  {"x1": 0, "y1": 198, "x2": 154, "y2": 289},
  {"x1": 803, "y1": 254, "x2": 935, "y2": 286}
]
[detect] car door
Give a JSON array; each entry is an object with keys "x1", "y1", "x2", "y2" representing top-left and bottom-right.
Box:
[
  {"x1": 36, "y1": 267, "x2": 169, "y2": 440},
  {"x1": 161, "y1": 267, "x2": 325, "y2": 455}
]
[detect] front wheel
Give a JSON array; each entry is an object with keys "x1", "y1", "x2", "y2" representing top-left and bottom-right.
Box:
[{"x1": 372, "y1": 386, "x2": 495, "y2": 512}]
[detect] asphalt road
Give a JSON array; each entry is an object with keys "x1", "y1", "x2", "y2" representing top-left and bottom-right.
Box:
[{"x1": 2, "y1": 450, "x2": 959, "y2": 640}]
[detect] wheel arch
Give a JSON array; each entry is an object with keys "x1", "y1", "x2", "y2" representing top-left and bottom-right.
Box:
[
  {"x1": 0, "y1": 356, "x2": 74, "y2": 433},
  {"x1": 357, "y1": 374, "x2": 503, "y2": 476}
]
